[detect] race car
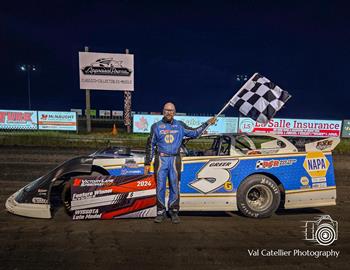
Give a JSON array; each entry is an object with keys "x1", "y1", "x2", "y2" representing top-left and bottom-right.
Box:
[{"x1": 5, "y1": 133, "x2": 340, "y2": 219}]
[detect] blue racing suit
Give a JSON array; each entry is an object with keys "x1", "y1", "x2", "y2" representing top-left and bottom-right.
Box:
[{"x1": 145, "y1": 117, "x2": 208, "y2": 214}]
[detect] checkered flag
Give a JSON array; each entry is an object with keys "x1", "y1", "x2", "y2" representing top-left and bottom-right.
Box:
[{"x1": 229, "y1": 73, "x2": 291, "y2": 123}]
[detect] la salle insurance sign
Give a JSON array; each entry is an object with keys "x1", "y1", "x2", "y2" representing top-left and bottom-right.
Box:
[{"x1": 79, "y1": 52, "x2": 134, "y2": 91}]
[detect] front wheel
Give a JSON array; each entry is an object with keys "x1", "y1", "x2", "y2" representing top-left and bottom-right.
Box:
[
  {"x1": 237, "y1": 174, "x2": 280, "y2": 218},
  {"x1": 61, "y1": 171, "x2": 105, "y2": 215}
]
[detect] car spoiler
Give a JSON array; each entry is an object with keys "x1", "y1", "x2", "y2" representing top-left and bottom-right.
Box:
[{"x1": 305, "y1": 137, "x2": 340, "y2": 152}]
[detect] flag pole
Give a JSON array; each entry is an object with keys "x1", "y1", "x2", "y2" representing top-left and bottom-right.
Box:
[
  {"x1": 215, "y1": 73, "x2": 257, "y2": 118},
  {"x1": 201, "y1": 73, "x2": 257, "y2": 134}
]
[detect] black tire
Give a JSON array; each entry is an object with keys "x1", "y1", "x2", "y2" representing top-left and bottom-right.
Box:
[
  {"x1": 237, "y1": 174, "x2": 280, "y2": 218},
  {"x1": 62, "y1": 181, "x2": 73, "y2": 216},
  {"x1": 61, "y1": 171, "x2": 105, "y2": 216}
]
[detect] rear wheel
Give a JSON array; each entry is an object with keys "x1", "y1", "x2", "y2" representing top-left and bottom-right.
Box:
[{"x1": 237, "y1": 174, "x2": 280, "y2": 218}]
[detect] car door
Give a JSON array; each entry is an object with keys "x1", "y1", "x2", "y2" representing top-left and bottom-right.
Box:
[{"x1": 179, "y1": 136, "x2": 239, "y2": 211}]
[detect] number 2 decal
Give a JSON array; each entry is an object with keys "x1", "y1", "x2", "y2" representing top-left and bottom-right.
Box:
[{"x1": 189, "y1": 159, "x2": 239, "y2": 194}]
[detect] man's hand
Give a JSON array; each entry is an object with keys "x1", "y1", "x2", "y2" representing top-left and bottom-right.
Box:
[
  {"x1": 207, "y1": 116, "x2": 217, "y2": 125},
  {"x1": 144, "y1": 165, "x2": 150, "y2": 175}
]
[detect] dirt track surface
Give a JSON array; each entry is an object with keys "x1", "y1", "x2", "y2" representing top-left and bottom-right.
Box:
[{"x1": 0, "y1": 146, "x2": 349, "y2": 270}]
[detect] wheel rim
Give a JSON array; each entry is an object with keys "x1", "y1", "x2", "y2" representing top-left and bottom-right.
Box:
[{"x1": 246, "y1": 184, "x2": 273, "y2": 212}]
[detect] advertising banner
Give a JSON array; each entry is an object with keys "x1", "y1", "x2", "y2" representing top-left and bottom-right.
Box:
[
  {"x1": 99, "y1": 110, "x2": 111, "y2": 117},
  {"x1": 239, "y1": 117, "x2": 342, "y2": 137},
  {"x1": 38, "y1": 111, "x2": 77, "y2": 131},
  {"x1": 70, "y1": 108, "x2": 83, "y2": 116},
  {"x1": 133, "y1": 114, "x2": 238, "y2": 134},
  {"x1": 79, "y1": 52, "x2": 134, "y2": 91},
  {"x1": 341, "y1": 120, "x2": 350, "y2": 138},
  {"x1": 85, "y1": 109, "x2": 97, "y2": 117},
  {"x1": 0, "y1": 110, "x2": 37, "y2": 129},
  {"x1": 112, "y1": 110, "x2": 123, "y2": 117}
]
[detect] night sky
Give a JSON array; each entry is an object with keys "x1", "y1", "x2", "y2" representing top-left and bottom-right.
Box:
[{"x1": 1, "y1": 0, "x2": 349, "y2": 119}]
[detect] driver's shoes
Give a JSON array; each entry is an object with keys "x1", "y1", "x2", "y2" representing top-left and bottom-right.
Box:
[
  {"x1": 154, "y1": 212, "x2": 167, "y2": 223},
  {"x1": 169, "y1": 210, "x2": 181, "y2": 224}
]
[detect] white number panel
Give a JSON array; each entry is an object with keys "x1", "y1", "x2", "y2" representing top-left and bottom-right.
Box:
[{"x1": 189, "y1": 159, "x2": 239, "y2": 194}]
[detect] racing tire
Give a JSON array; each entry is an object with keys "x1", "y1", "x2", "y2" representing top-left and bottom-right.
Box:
[
  {"x1": 237, "y1": 174, "x2": 280, "y2": 218},
  {"x1": 62, "y1": 181, "x2": 73, "y2": 216},
  {"x1": 61, "y1": 171, "x2": 105, "y2": 216}
]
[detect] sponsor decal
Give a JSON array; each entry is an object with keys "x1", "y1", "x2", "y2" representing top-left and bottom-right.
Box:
[
  {"x1": 73, "y1": 178, "x2": 82, "y2": 186},
  {"x1": 224, "y1": 181, "x2": 233, "y2": 191},
  {"x1": 121, "y1": 160, "x2": 143, "y2": 175},
  {"x1": 311, "y1": 177, "x2": 327, "y2": 183},
  {"x1": 37, "y1": 189, "x2": 48, "y2": 194},
  {"x1": 73, "y1": 208, "x2": 102, "y2": 220},
  {"x1": 164, "y1": 134, "x2": 174, "y2": 144},
  {"x1": 121, "y1": 168, "x2": 143, "y2": 175},
  {"x1": 256, "y1": 159, "x2": 297, "y2": 169},
  {"x1": 72, "y1": 189, "x2": 113, "y2": 201},
  {"x1": 303, "y1": 152, "x2": 330, "y2": 178},
  {"x1": 316, "y1": 140, "x2": 333, "y2": 151},
  {"x1": 73, "y1": 178, "x2": 115, "y2": 187},
  {"x1": 312, "y1": 182, "x2": 327, "y2": 188},
  {"x1": 160, "y1": 129, "x2": 179, "y2": 134},
  {"x1": 124, "y1": 159, "x2": 139, "y2": 168},
  {"x1": 300, "y1": 176, "x2": 309, "y2": 186},
  {"x1": 32, "y1": 197, "x2": 48, "y2": 204}
]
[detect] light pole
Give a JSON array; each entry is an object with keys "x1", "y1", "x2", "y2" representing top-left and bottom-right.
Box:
[
  {"x1": 235, "y1": 74, "x2": 248, "y2": 133},
  {"x1": 20, "y1": 64, "x2": 36, "y2": 110},
  {"x1": 235, "y1": 74, "x2": 248, "y2": 82}
]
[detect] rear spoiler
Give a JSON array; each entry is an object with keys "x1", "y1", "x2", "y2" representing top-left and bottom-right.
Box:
[{"x1": 305, "y1": 137, "x2": 340, "y2": 152}]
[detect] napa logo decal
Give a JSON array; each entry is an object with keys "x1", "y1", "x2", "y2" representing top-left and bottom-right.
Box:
[
  {"x1": 164, "y1": 134, "x2": 174, "y2": 144},
  {"x1": 303, "y1": 152, "x2": 330, "y2": 178}
]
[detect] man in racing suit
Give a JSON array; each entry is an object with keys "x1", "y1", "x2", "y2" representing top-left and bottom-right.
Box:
[{"x1": 144, "y1": 102, "x2": 216, "y2": 223}]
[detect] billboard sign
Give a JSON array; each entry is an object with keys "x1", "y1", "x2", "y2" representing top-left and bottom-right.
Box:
[
  {"x1": 85, "y1": 109, "x2": 97, "y2": 117},
  {"x1": 112, "y1": 110, "x2": 123, "y2": 117},
  {"x1": 79, "y1": 52, "x2": 134, "y2": 91},
  {"x1": 38, "y1": 111, "x2": 77, "y2": 131},
  {"x1": 239, "y1": 117, "x2": 342, "y2": 137},
  {"x1": 70, "y1": 108, "x2": 83, "y2": 116},
  {"x1": 0, "y1": 110, "x2": 37, "y2": 129},
  {"x1": 133, "y1": 114, "x2": 238, "y2": 134},
  {"x1": 99, "y1": 110, "x2": 111, "y2": 117},
  {"x1": 341, "y1": 120, "x2": 350, "y2": 138}
]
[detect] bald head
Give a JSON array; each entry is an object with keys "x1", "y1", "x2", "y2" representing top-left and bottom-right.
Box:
[
  {"x1": 163, "y1": 102, "x2": 176, "y2": 112},
  {"x1": 163, "y1": 102, "x2": 176, "y2": 122}
]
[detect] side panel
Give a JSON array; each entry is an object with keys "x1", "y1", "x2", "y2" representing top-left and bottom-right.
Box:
[
  {"x1": 180, "y1": 158, "x2": 238, "y2": 211},
  {"x1": 180, "y1": 152, "x2": 336, "y2": 211},
  {"x1": 100, "y1": 152, "x2": 337, "y2": 212},
  {"x1": 70, "y1": 175, "x2": 156, "y2": 220}
]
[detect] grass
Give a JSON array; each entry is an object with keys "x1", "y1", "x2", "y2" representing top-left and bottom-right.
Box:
[
  {"x1": 0, "y1": 130, "x2": 149, "y2": 149},
  {"x1": 0, "y1": 130, "x2": 349, "y2": 153}
]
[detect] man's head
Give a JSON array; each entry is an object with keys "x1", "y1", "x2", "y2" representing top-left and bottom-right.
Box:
[{"x1": 163, "y1": 102, "x2": 176, "y2": 122}]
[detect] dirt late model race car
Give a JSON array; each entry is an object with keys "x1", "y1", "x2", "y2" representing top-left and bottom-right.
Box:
[{"x1": 6, "y1": 133, "x2": 340, "y2": 220}]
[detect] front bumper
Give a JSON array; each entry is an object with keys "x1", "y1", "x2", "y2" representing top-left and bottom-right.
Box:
[{"x1": 5, "y1": 189, "x2": 51, "y2": 219}]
